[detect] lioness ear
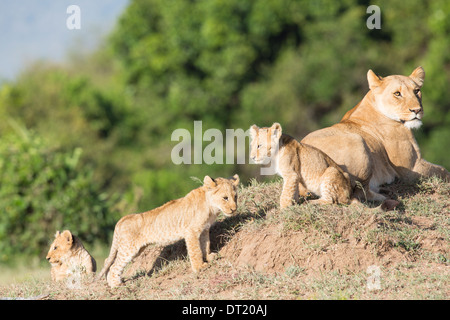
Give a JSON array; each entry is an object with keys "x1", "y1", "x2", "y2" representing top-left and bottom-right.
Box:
[
  {"x1": 271, "y1": 122, "x2": 282, "y2": 139},
  {"x1": 409, "y1": 66, "x2": 425, "y2": 88},
  {"x1": 249, "y1": 125, "x2": 258, "y2": 139},
  {"x1": 232, "y1": 174, "x2": 240, "y2": 186},
  {"x1": 203, "y1": 175, "x2": 216, "y2": 189},
  {"x1": 367, "y1": 69, "x2": 383, "y2": 90}
]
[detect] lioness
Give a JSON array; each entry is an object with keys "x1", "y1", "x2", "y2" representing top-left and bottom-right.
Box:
[
  {"x1": 46, "y1": 230, "x2": 96, "y2": 282},
  {"x1": 250, "y1": 123, "x2": 352, "y2": 208},
  {"x1": 302, "y1": 66, "x2": 450, "y2": 201},
  {"x1": 97, "y1": 175, "x2": 240, "y2": 288}
]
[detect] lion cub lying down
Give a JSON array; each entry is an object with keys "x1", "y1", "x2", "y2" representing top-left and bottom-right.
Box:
[
  {"x1": 97, "y1": 174, "x2": 240, "y2": 288},
  {"x1": 250, "y1": 123, "x2": 352, "y2": 208},
  {"x1": 46, "y1": 230, "x2": 96, "y2": 282}
]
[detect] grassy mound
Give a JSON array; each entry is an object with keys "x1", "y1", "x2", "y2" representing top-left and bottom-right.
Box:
[{"x1": 1, "y1": 177, "x2": 448, "y2": 299}]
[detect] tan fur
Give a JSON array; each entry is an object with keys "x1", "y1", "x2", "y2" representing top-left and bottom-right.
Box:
[
  {"x1": 250, "y1": 123, "x2": 352, "y2": 208},
  {"x1": 46, "y1": 230, "x2": 96, "y2": 282},
  {"x1": 302, "y1": 67, "x2": 450, "y2": 201},
  {"x1": 97, "y1": 174, "x2": 240, "y2": 288}
]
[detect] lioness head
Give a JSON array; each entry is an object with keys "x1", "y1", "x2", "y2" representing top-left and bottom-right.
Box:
[
  {"x1": 46, "y1": 230, "x2": 74, "y2": 264},
  {"x1": 204, "y1": 174, "x2": 239, "y2": 216},
  {"x1": 368, "y1": 66, "x2": 425, "y2": 129},
  {"x1": 249, "y1": 122, "x2": 282, "y2": 164}
]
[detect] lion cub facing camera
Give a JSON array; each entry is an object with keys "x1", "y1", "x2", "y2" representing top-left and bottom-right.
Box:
[
  {"x1": 46, "y1": 230, "x2": 96, "y2": 282},
  {"x1": 250, "y1": 123, "x2": 352, "y2": 209},
  {"x1": 97, "y1": 174, "x2": 240, "y2": 288}
]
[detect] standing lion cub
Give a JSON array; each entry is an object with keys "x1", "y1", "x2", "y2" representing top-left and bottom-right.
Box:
[
  {"x1": 250, "y1": 123, "x2": 352, "y2": 208},
  {"x1": 46, "y1": 230, "x2": 96, "y2": 282},
  {"x1": 97, "y1": 174, "x2": 240, "y2": 288}
]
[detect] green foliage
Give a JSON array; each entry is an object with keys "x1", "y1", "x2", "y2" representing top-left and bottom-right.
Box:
[
  {"x1": 109, "y1": 0, "x2": 450, "y2": 154},
  {"x1": 0, "y1": 129, "x2": 119, "y2": 261},
  {"x1": 0, "y1": 0, "x2": 449, "y2": 261}
]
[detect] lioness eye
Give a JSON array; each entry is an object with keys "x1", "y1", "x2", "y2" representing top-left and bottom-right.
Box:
[
  {"x1": 53, "y1": 246, "x2": 57, "y2": 250},
  {"x1": 394, "y1": 91, "x2": 401, "y2": 97},
  {"x1": 257, "y1": 144, "x2": 261, "y2": 149},
  {"x1": 223, "y1": 196, "x2": 228, "y2": 201},
  {"x1": 414, "y1": 88, "x2": 420, "y2": 94}
]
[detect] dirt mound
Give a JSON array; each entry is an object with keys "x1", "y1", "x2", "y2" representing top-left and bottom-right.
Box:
[
  {"x1": 124, "y1": 210, "x2": 404, "y2": 282},
  {"x1": 125, "y1": 178, "x2": 448, "y2": 280},
  {"x1": 4, "y1": 178, "x2": 447, "y2": 300},
  {"x1": 219, "y1": 219, "x2": 403, "y2": 276}
]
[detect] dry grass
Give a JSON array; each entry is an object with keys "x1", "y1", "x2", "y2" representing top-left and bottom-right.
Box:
[{"x1": 0, "y1": 176, "x2": 448, "y2": 300}]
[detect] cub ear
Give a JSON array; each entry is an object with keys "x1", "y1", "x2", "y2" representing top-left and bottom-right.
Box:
[
  {"x1": 54, "y1": 230, "x2": 61, "y2": 238},
  {"x1": 203, "y1": 175, "x2": 217, "y2": 189},
  {"x1": 61, "y1": 230, "x2": 73, "y2": 245},
  {"x1": 249, "y1": 125, "x2": 258, "y2": 139},
  {"x1": 271, "y1": 122, "x2": 282, "y2": 139},
  {"x1": 367, "y1": 69, "x2": 383, "y2": 90},
  {"x1": 232, "y1": 174, "x2": 240, "y2": 186},
  {"x1": 409, "y1": 66, "x2": 425, "y2": 88}
]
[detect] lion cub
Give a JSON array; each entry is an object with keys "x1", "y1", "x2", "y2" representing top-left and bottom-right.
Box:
[
  {"x1": 250, "y1": 123, "x2": 352, "y2": 208},
  {"x1": 97, "y1": 174, "x2": 240, "y2": 288},
  {"x1": 46, "y1": 230, "x2": 96, "y2": 282}
]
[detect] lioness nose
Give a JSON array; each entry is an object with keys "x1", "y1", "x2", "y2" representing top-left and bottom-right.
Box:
[{"x1": 409, "y1": 107, "x2": 422, "y2": 115}]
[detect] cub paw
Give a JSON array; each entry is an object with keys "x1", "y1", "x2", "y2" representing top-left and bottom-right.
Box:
[
  {"x1": 206, "y1": 252, "x2": 217, "y2": 262},
  {"x1": 192, "y1": 262, "x2": 209, "y2": 273}
]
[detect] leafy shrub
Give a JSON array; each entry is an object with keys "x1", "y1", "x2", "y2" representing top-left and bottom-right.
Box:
[{"x1": 0, "y1": 130, "x2": 120, "y2": 261}]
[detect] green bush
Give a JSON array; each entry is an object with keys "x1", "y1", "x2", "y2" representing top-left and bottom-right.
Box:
[
  {"x1": 1, "y1": 0, "x2": 449, "y2": 230},
  {"x1": 0, "y1": 129, "x2": 120, "y2": 262}
]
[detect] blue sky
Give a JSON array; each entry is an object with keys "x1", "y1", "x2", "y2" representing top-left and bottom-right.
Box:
[{"x1": 0, "y1": 0, "x2": 129, "y2": 81}]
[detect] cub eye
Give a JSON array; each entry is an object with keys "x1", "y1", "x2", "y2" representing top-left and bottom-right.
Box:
[
  {"x1": 257, "y1": 144, "x2": 262, "y2": 149},
  {"x1": 414, "y1": 88, "x2": 420, "y2": 94},
  {"x1": 53, "y1": 246, "x2": 57, "y2": 250},
  {"x1": 223, "y1": 196, "x2": 228, "y2": 201},
  {"x1": 394, "y1": 91, "x2": 401, "y2": 97}
]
